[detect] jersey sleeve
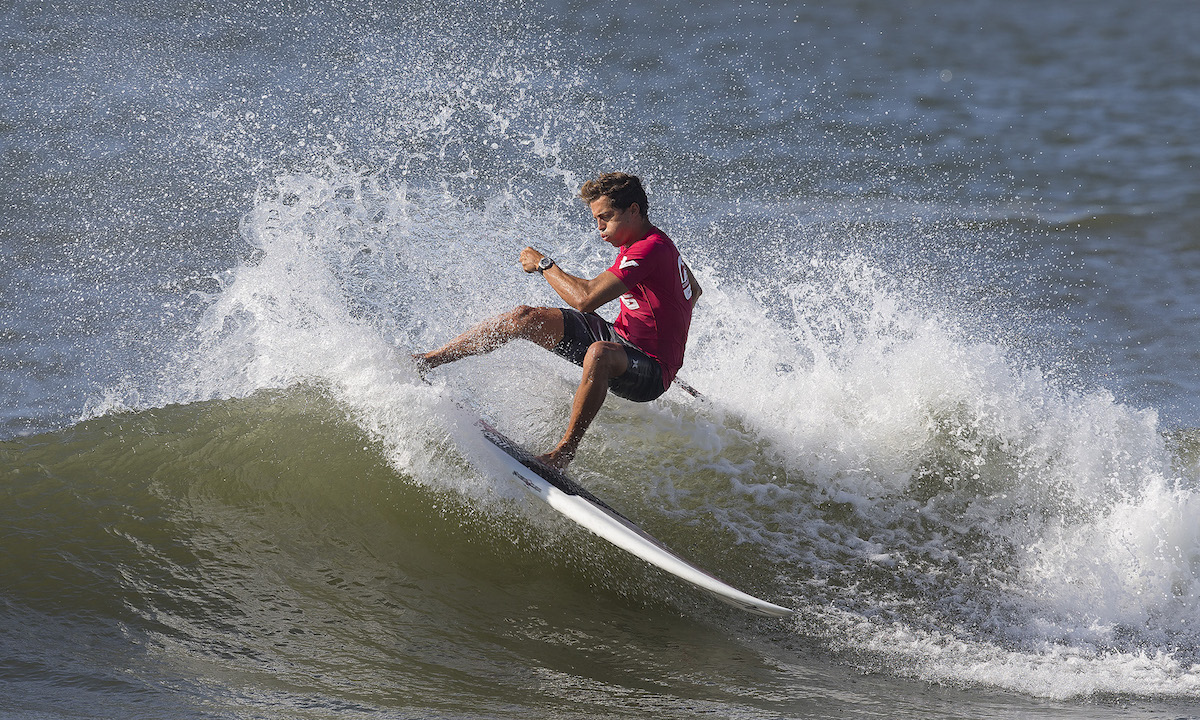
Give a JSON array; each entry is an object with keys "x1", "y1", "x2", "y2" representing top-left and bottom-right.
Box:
[{"x1": 608, "y1": 235, "x2": 665, "y2": 287}]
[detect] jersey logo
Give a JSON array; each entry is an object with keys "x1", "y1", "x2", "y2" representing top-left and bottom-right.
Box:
[
  {"x1": 678, "y1": 257, "x2": 693, "y2": 300},
  {"x1": 619, "y1": 257, "x2": 640, "y2": 270}
]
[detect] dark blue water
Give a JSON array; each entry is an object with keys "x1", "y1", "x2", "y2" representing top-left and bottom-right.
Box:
[{"x1": 2, "y1": 1, "x2": 1198, "y2": 717}]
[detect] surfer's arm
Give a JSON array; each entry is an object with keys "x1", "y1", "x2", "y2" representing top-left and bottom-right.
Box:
[
  {"x1": 520, "y1": 247, "x2": 627, "y2": 313},
  {"x1": 684, "y1": 262, "x2": 702, "y2": 309}
]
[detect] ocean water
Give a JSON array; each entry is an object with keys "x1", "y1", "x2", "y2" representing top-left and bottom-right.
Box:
[{"x1": 3, "y1": 0, "x2": 1199, "y2": 717}]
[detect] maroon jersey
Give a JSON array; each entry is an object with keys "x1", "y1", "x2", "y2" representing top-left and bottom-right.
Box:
[{"x1": 607, "y1": 228, "x2": 695, "y2": 387}]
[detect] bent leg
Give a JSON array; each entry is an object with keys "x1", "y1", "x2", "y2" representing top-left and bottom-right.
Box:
[
  {"x1": 417, "y1": 306, "x2": 564, "y2": 370},
  {"x1": 539, "y1": 341, "x2": 628, "y2": 469}
]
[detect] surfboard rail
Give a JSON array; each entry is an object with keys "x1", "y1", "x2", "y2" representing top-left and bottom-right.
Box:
[{"x1": 476, "y1": 420, "x2": 794, "y2": 618}]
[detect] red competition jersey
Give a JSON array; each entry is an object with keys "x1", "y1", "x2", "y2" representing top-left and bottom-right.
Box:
[{"x1": 606, "y1": 228, "x2": 695, "y2": 387}]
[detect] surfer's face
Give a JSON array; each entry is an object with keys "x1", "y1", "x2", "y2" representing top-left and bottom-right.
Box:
[{"x1": 589, "y1": 195, "x2": 643, "y2": 248}]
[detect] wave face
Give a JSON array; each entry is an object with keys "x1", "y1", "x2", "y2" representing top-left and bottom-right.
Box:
[{"x1": 3, "y1": 0, "x2": 1200, "y2": 717}]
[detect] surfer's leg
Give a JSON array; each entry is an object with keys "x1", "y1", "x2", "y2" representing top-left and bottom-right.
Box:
[
  {"x1": 416, "y1": 305, "x2": 564, "y2": 370},
  {"x1": 539, "y1": 341, "x2": 628, "y2": 469}
]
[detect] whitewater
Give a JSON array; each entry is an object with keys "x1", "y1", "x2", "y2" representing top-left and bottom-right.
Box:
[{"x1": 3, "y1": 0, "x2": 1199, "y2": 717}]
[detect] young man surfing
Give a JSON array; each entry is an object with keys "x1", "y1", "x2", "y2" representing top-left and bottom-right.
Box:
[{"x1": 413, "y1": 172, "x2": 702, "y2": 469}]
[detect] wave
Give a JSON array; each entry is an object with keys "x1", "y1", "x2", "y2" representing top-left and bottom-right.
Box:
[
  {"x1": 5, "y1": 390, "x2": 797, "y2": 715},
  {"x1": 6, "y1": 0, "x2": 1200, "y2": 714},
  {"x1": 20, "y1": 164, "x2": 1198, "y2": 704}
]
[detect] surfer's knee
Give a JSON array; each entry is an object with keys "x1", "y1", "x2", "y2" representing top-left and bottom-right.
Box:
[
  {"x1": 497, "y1": 305, "x2": 540, "y2": 335},
  {"x1": 504, "y1": 305, "x2": 562, "y2": 349},
  {"x1": 505, "y1": 305, "x2": 550, "y2": 327},
  {"x1": 501, "y1": 304, "x2": 532, "y2": 323},
  {"x1": 582, "y1": 341, "x2": 627, "y2": 379}
]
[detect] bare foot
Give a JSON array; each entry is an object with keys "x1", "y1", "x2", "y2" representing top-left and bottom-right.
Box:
[{"x1": 536, "y1": 447, "x2": 575, "y2": 470}]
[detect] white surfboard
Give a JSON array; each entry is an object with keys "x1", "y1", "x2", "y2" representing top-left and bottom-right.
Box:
[{"x1": 474, "y1": 419, "x2": 794, "y2": 617}]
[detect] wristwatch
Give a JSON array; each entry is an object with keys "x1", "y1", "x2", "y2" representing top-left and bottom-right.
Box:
[{"x1": 536, "y1": 256, "x2": 555, "y2": 274}]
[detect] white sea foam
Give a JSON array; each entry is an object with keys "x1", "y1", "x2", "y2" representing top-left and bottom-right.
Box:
[
  {"x1": 104, "y1": 162, "x2": 1200, "y2": 700},
  {"x1": 682, "y1": 245, "x2": 1200, "y2": 698}
]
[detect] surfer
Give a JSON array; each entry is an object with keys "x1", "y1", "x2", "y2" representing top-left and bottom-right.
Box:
[{"x1": 414, "y1": 172, "x2": 702, "y2": 469}]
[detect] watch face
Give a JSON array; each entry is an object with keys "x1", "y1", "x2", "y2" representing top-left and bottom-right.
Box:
[{"x1": 538, "y1": 257, "x2": 553, "y2": 271}]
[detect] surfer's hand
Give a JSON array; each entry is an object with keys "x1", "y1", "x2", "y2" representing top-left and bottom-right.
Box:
[{"x1": 519, "y1": 246, "x2": 545, "y2": 273}]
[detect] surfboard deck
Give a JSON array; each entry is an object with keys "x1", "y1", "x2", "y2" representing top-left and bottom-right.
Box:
[{"x1": 474, "y1": 418, "x2": 794, "y2": 618}]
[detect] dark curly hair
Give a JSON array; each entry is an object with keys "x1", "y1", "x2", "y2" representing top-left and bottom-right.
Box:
[{"x1": 578, "y1": 172, "x2": 649, "y2": 219}]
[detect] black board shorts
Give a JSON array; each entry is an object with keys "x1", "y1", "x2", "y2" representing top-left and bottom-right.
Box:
[{"x1": 553, "y1": 308, "x2": 667, "y2": 403}]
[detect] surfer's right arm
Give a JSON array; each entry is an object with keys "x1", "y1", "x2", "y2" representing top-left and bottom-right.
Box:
[{"x1": 519, "y1": 246, "x2": 627, "y2": 313}]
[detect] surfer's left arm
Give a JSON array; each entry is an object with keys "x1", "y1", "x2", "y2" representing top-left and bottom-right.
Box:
[
  {"x1": 683, "y1": 262, "x2": 702, "y2": 309},
  {"x1": 520, "y1": 246, "x2": 627, "y2": 313}
]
